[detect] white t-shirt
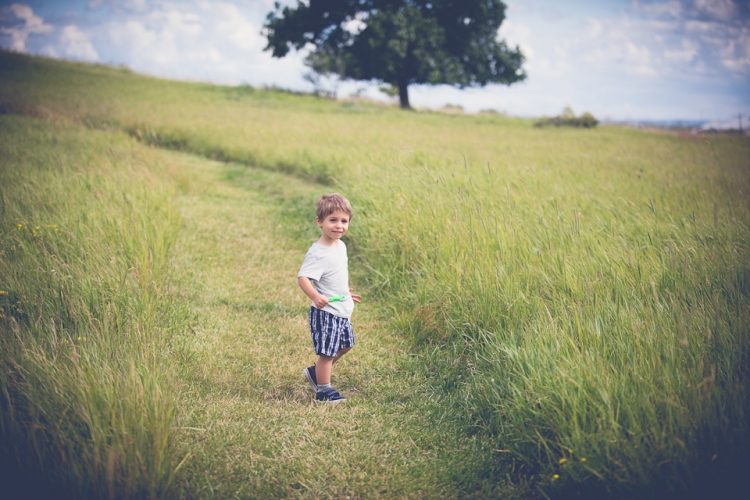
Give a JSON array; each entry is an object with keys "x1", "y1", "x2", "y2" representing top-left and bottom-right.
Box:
[{"x1": 298, "y1": 240, "x2": 354, "y2": 318}]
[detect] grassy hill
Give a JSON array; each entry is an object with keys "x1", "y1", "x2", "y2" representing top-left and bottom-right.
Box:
[{"x1": 1, "y1": 50, "x2": 749, "y2": 498}]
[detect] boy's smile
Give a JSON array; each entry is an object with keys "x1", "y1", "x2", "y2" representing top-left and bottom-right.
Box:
[{"x1": 316, "y1": 210, "x2": 350, "y2": 245}]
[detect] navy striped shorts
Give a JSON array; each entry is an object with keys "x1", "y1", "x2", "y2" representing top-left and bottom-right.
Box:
[{"x1": 308, "y1": 306, "x2": 355, "y2": 357}]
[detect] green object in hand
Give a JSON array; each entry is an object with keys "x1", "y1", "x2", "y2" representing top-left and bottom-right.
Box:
[{"x1": 328, "y1": 294, "x2": 346, "y2": 303}]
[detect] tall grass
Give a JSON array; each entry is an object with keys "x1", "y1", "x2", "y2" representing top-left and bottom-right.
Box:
[
  {"x1": 2, "y1": 50, "x2": 750, "y2": 495},
  {"x1": 0, "y1": 116, "x2": 184, "y2": 498},
  {"x1": 352, "y1": 129, "x2": 750, "y2": 490}
]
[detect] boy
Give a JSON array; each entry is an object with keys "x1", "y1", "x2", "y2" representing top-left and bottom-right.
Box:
[{"x1": 298, "y1": 193, "x2": 361, "y2": 404}]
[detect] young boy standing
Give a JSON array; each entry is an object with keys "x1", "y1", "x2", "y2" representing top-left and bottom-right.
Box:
[{"x1": 298, "y1": 193, "x2": 361, "y2": 404}]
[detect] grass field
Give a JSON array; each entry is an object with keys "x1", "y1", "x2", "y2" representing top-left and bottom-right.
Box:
[{"x1": 1, "y1": 50, "x2": 749, "y2": 498}]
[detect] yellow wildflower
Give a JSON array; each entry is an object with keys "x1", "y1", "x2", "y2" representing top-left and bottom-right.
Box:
[
  {"x1": 17, "y1": 223, "x2": 22, "y2": 230},
  {"x1": 0, "y1": 290, "x2": 6, "y2": 295},
  {"x1": 552, "y1": 474, "x2": 559, "y2": 481},
  {"x1": 559, "y1": 458, "x2": 567, "y2": 465},
  {"x1": 580, "y1": 458, "x2": 587, "y2": 462}
]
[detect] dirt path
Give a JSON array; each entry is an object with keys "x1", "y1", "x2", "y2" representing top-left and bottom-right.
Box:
[{"x1": 164, "y1": 153, "x2": 505, "y2": 499}]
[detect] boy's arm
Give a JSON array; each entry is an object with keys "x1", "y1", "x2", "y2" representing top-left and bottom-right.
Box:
[{"x1": 298, "y1": 276, "x2": 329, "y2": 309}]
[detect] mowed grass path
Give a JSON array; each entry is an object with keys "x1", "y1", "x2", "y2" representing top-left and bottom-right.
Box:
[{"x1": 164, "y1": 152, "x2": 524, "y2": 498}]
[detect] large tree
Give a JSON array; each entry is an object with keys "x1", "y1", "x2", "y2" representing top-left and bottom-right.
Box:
[{"x1": 263, "y1": 0, "x2": 526, "y2": 109}]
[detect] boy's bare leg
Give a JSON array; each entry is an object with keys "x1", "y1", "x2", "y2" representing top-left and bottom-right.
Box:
[
  {"x1": 333, "y1": 347, "x2": 351, "y2": 364},
  {"x1": 315, "y1": 347, "x2": 351, "y2": 386}
]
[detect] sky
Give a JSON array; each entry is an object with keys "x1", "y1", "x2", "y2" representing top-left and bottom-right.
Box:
[{"x1": 1, "y1": 0, "x2": 749, "y2": 122}]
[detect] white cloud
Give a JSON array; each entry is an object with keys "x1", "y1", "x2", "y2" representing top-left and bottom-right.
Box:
[
  {"x1": 719, "y1": 27, "x2": 750, "y2": 72},
  {"x1": 633, "y1": 0, "x2": 683, "y2": 18},
  {"x1": 579, "y1": 17, "x2": 661, "y2": 76},
  {"x1": 108, "y1": 19, "x2": 159, "y2": 58},
  {"x1": 579, "y1": 0, "x2": 750, "y2": 81},
  {"x1": 152, "y1": 8, "x2": 203, "y2": 39},
  {"x1": 40, "y1": 45, "x2": 58, "y2": 58},
  {"x1": 664, "y1": 38, "x2": 698, "y2": 61},
  {"x1": 343, "y1": 18, "x2": 366, "y2": 35},
  {"x1": 498, "y1": 19, "x2": 531, "y2": 48},
  {"x1": 122, "y1": 0, "x2": 150, "y2": 10},
  {"x1": 0, "y1": 3, "x2": 53, "y2": 52},
  {"x1": 691, "y1": 0, "x2": 739, "y2": 21},
  {"x1": 106, "y1": 6, "x2": 205, "y2": 67},
  {"x1": 343, "y1": 12, "x2": 368, "y2": 35},
  {"x1": 89, "y1": 0, "x2": 152, "y2": 13},
  {"x1": 685, "y1": 19, "x2": 717, "y2": 33},
  {"x1": 634, "y1": 0, "x2": 741, "y2": 21},
  {"x1": 99, "y1": 1, "x2": 305, "y2": 86},
  {"x1": 678, "y1": 6, "x2": 750, "y2": 75},
  {"x1": 208, "y1": 2, "x2": 260, "y2": 50},
  {"x1": 60, "y1": 25, "x2": 99, "y2": 61},
  {"x1": 626, "y1": 41, "x2": 658, "y2": 74},
  {"x1": 588, "y1": 18, "x2": 603, "y2": 37},
  {"x1": 497, "y1": 19, "x2": 537, "y2": 65}
]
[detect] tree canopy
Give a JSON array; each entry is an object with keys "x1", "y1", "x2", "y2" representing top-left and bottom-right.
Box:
[{"x1": 263, "y1": 0, "x2": 526, "y2": 109}]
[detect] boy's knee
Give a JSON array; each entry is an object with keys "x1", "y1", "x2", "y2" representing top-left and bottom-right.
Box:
[{"x1": 334, "y1": 347, "x2": 352, "y2": 360}]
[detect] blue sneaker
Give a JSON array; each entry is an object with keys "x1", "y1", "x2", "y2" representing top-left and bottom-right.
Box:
[
  {"x1": 315, "y1": 386, "x2": 346, "y2": 404},
  {"x1": 303, "y1": 365, "x2": 318, "y2": 392}
]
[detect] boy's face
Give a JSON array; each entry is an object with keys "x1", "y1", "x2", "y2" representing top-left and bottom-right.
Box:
[{"x1": 316, "y1": 210, "x2": 350, "y2": 244}]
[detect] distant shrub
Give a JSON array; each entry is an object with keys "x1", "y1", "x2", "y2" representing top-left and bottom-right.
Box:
[
  {"x1": 479, "y1": 108, "x2": 507, "y2": 116},
  {"x1": 535, "y1": 107, "x2": 598, "y2": 128},
  {"x1": 378, "y1": 85, "x2": 399, "y2": 98},
  {"x1": 261, "y1": 84, "x2": 312, "y2": 96},
  {"x1": 224, "y1": 84, "x2": 257, "y2": 102},
  {"x1": 439, "y1": 104, "x2": 465, "y2": 114}
]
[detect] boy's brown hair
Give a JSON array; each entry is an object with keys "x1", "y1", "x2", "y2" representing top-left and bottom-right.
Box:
[{"x1": 316, "y1": 193, "x2": 353, "y2": 221}]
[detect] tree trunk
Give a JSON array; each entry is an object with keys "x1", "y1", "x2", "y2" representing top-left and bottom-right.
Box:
[{"x1": 397, "y1": 79, "x2": 411, "y2": 110}]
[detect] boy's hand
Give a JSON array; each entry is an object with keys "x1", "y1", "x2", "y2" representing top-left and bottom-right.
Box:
[
  {"x1": 350, "y1": 288, "x2": 361, "y2": 304},
  {"x1": 299, "y1": 276, "x2": 330, "y2": 309},
  {"x1": 313, "y1": 294, "x2": 330, "y2": 309}
]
